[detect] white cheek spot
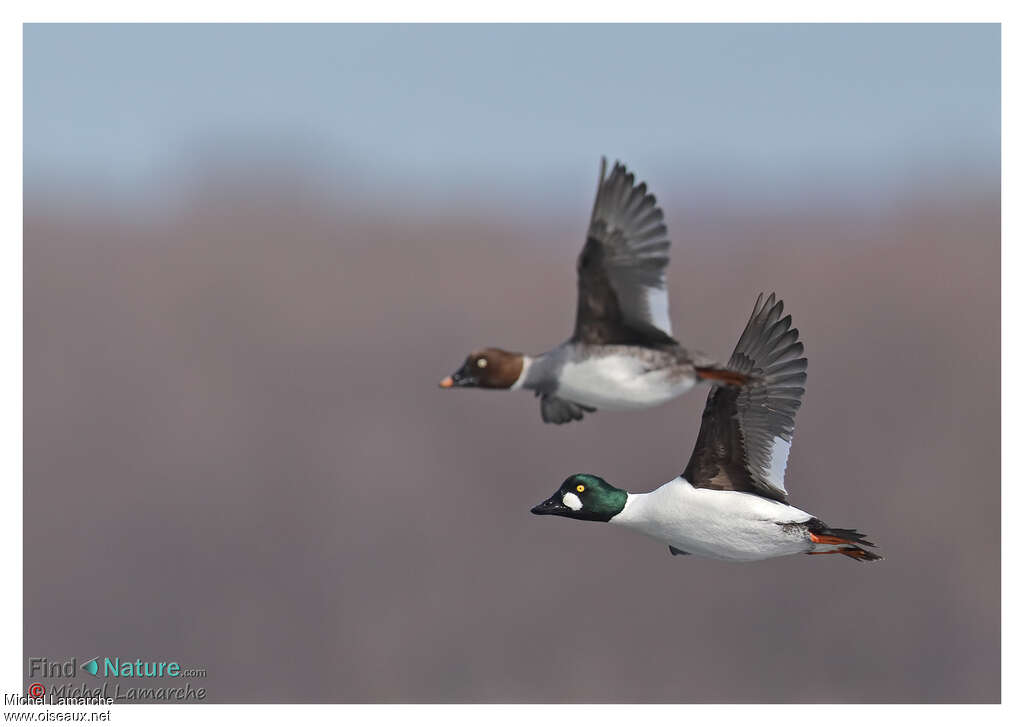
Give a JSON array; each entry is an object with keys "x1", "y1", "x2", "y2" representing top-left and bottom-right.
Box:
[
  {"x1": 562, "y1": 492, "x2": 583, "y2": 511},
  {"x1": 477, "y1": 358, "x2": 488, "y2": 368}
]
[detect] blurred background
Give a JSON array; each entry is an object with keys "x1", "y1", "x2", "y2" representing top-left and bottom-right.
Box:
[{"x1": 24, "y1": 24, "x2": 999, "y2": 702}]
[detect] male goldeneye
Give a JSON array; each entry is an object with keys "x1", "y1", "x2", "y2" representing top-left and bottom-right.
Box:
[
  {"x1": 439, "y1": 158, "x2": 748, "y2": 424},
  {"x1": 530, "y1": 293, "x2": 882, "y2": 563}
]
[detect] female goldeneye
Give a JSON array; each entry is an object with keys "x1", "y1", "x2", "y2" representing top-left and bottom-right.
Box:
[
  {"x1": 439, "y1": 158, "x2": 747, "y2": 424},
  {"x1": 530, "y1": 293, "x2": 882, "y2": 563}
]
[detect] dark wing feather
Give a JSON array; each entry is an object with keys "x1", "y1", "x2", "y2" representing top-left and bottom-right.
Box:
[
  {"x1": 572, "y1": 158, "x2": 675, "y2": 345},
  {"x1": 681, "y1": 293, "x2": 807, "y2": 503},
  {"x1": 538, "y1": 394, "x2": 595, "y2": 424}
]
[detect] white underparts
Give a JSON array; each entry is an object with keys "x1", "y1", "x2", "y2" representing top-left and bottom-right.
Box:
[
  {"x1": 555, "y1": 354, "x2": 694, "y2": 409},
  {"x1": 610, "y1": 478, "x2": 814, "y2": 562},
  {"x1": 562, "y1": 492, "x2": 583, "y2": 511}
]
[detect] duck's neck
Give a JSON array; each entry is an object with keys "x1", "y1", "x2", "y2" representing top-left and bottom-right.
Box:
[
  {"x1": 608, "y1": 491, "x2": 648, "y2": 526},
  {"x1": 510, "y1": 354, "x2": 534, "y2": 390}
]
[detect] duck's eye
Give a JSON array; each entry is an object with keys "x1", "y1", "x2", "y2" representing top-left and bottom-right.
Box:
[
  {"x1": 576, "y1": 484, "x2": 585, "y2": 493},
  {"x1": 477, "y1": 358, "x2": 487, "y2": 368}
]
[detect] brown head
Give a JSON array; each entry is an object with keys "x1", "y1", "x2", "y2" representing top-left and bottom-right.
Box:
[{"x1": 439, "y1": 348, "x2": 525, "y2": 390}]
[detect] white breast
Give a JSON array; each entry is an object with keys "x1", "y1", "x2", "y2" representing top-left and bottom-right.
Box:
[
  {"x1": 555, "y1": 355, "x2": 695, "y2": 410},
  {"x1": 610, "y1": 477, "x2": 813, "y2": 561}
]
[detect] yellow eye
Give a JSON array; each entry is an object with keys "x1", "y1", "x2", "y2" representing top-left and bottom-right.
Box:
[{"x1": 576, "y1": 484, "x2": 585, "y2": 493}]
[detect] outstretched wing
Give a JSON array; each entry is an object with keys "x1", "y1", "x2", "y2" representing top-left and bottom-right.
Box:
[
  {"x1": 681, "y1": 293, "x2": 807, "y2": 503},
  {"x1": 572, "y1": 158, "x2": 674, "y2": 345}
]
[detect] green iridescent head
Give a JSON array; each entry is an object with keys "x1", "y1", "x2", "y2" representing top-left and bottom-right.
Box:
[{"x1": 530, "y1": 473, "x2": 627, "y2": 522}]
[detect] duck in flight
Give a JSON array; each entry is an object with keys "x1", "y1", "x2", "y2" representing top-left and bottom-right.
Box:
[
  {"x1": 439, "y1": 158, "x2": 748, "y2": 424},
  {"x1": 530, "y1": 293, "x2": 882, "y2": 562}
]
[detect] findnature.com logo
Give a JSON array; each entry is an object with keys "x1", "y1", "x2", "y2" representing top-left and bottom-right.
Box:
[
  {"x1": 25, "y1": 656, "x2": 209, "y2": 703},
  {"x1": 29, "y1": 657, "x2": 206, "y2": 679}
]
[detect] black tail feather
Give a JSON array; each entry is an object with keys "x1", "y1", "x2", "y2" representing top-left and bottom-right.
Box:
[
  {"x1": 819, "y1": 526, "x2": 876, "y2": 549},
  {"x1": 838, "y1": 547, "x2": 883, "y2": 562},
  {"x1": 806, "y1": 517, "x2": 883, "y2": 562}
]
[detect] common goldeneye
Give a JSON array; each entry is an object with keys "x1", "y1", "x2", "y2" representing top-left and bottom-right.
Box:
[
  {"x1": 530, "y1": 293, "x2": 882, "y2": 563},
  {"x1": 439, "y1": 158, "x2": 747, "y2": 424}
]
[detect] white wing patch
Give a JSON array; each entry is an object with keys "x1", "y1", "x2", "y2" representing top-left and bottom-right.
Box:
[
  {"x1": 765, "y1": 436, "x2": 792, "y2": 494},
  {"x1": 562, "y1": 492, "x2": 583, "y2": 511},
  {"x1": 645, "y1": 287, "x2": 672, "y2": 335}
]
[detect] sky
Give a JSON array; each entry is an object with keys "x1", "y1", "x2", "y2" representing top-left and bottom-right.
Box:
[{"x1": 23, "y1": 23, "x2": 1000, "y2": 206}]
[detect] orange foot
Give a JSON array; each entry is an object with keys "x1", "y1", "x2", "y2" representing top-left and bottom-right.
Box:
[{"x1": 809, "y1": 532, "x2": 852, "y2": 545}]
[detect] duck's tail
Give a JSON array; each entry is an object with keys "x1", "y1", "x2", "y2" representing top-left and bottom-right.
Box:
[{"x1": 805, "y1": 518, "x2": 883, "y2": 562}]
